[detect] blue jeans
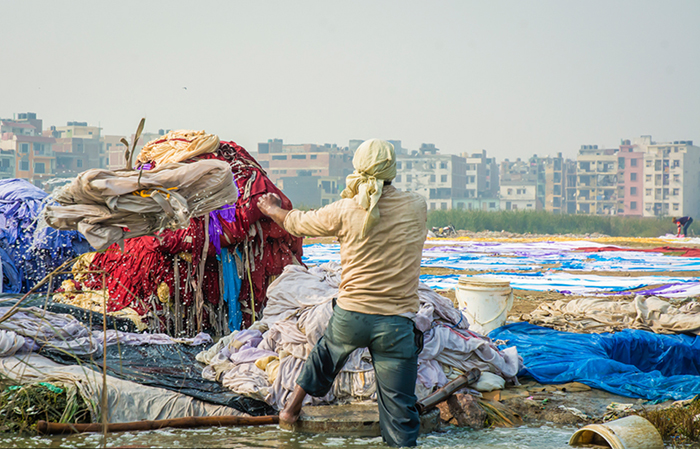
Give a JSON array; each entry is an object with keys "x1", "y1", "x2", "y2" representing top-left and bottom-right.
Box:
[
  {"x1": 296, "y1": 305, "x2": 422, "y2": 447},
  {"x1": 683, "y1": 218, "x2": 693, "y2": 236}
]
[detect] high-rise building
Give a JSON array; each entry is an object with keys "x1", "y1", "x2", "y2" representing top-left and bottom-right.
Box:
[
  {"x1": 636, "y1": 136, "x2": 700, "y2": 218},
  {"x1": 542, "y1": 153, "x2": 568, "y2": 214},
  {"x1": 616, "y1": 140, "x2": 644, "y2": 216},
  {"x1": 460, "y1": 150, "x2": 499, "y2": 199},
  {"x1": 564, "y1": 159, "x2": 577, "y2": 214},
  {"x1": 575, "y1": 145, "x2": 618, "y2": 215}
]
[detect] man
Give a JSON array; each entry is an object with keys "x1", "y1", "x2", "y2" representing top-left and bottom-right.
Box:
[
  {"x1": 672, "y1": 216, "x2": 693, "y2": 237},
  {"x1": 257, "y1": 139, "x2": 427, "y2": 447}
]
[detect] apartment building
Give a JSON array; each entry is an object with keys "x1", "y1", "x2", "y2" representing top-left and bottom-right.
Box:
[
  {"x1": 616, "y1": 141, "x2": 644, "y2": 216},
  {"x1": 394, "y1": 144, "x2": 466, "y2": 211},
  {"x1": 575, "y1": 146, "x2": 618, "y2": 215},
  {"x1": 0, "y1": 149, "x2": 14, "y2": 179},
  {"x1": 537, "y1": 153, "x2": 575, "y2": 214},
  {"x1": 49, "y1": 122, "x2": 105, "y2": 177},
  {"x1": 636, "y1": 136, "x2": 700, "y2": 218},
  {"x1": 278, "y1": 176, "x2": 340, "y2": 208},
  {"x1": 460, "y1": 150, "x2": 499, "y2": 199},
  {"x1": 256, "y1": 140, "x2": 353, "y2": 185},
  {"x1": 254, "y1": 139, "x2": 353, "y2": 208},
  {"x1": 0, "y1": 113, "x2": 55, "y2": 186},
  {"x1": 562, "y1": 159, "x2": 576, "y2": 214},
  {"x1": 499, "y1": 158, "x2": 541, "y2": 210}
]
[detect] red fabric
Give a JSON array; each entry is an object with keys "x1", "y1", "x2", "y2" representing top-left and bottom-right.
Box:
[
  {"x1": 193, "y1": 141, "x2": 303, "y2": 327},
  {"x1": 577, "y1": 246, "x2": 700, "y2": 257},
  {"x1": 81, "y1": 217, "x2": 220, "y2": 332}
]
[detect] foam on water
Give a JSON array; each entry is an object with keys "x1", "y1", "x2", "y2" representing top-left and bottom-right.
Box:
[{"x1": 0, "y1": 424, "x2": 585, "y2": 448}]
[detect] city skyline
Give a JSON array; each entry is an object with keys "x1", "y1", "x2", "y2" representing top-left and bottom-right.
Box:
[{"x1": 1, "y1": 1, "x2": 699, "y2": 161}]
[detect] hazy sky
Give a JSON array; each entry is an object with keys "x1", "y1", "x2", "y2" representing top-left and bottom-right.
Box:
[{"x1": 2, "y1": 1, "x2": 699, "y2": 160}]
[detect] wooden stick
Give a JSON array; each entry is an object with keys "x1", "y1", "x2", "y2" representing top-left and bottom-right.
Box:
[{"x1": 36, "y1": 415, "x2": 279, "y2": 435}]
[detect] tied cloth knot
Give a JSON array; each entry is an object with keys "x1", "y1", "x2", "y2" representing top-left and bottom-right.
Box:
[{"x1": 340, "y1": 139, "x2": 396, "y2": 237}]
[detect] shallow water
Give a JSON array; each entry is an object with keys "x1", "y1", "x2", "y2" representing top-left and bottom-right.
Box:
[{"x1": 1, "y1": 424, "x2": 580, "y2": 448}]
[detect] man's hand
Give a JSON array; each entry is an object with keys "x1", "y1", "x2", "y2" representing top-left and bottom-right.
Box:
[
  {"x1": 257, "y1": 193, "x2": 290, "y2": 229},
  {"x1": 257, "y1": 193, "x2": 282, "y2": 216}
]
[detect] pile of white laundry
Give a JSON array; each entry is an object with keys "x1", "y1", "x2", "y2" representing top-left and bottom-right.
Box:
[{"x1": 197, "y1": 262, "x2": 522, "y2": 410}]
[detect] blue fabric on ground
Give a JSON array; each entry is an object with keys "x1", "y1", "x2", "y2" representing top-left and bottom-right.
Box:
[
  {"x1": 0, "y1": 179, "x2": 90, "y2": 292},
  {"x1": 0, "y1": 247, "x2": 20, "y2": 293},
  {"x1": 490, "y1": 322, "x2": 700, "y2": 402},
  {"x1": 219, "y1": 247, "x2": 242, "y2": 331}
]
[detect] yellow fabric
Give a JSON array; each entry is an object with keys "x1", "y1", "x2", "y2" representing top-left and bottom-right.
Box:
[
  {"x1": 284, "y1": 185, "x2": 427, "y2": 316},
  {"x1": 341, "y1": 139, "x2": 396, "y2": 237},
  {"x1": 53, "y1": 280, "x2": 147, "y2": 331},
  {"x1": 71, "y1": 252, "x2": 96, "y2": 282},
  {"x1": 137, "y1": 130, "x2": 220, "y2": 166},
  {"x1": 157, "y1": 282, "x2": 171, "y2": 307},
  {"x1": 265, "y1": 358, "x2": 281, "y2": 384},
  {"x1": 254, "y1": 355, "x2": 278, "y2": 371}
]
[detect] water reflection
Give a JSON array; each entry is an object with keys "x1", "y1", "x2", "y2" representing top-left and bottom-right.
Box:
[{"x1": 0, "y1": 424, "x2": 581, "y2": 448}]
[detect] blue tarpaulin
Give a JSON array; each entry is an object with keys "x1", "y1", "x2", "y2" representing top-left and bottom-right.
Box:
[
  {"x1": 0, "y1": 179, "x2": 90, "y2": 293},
  {"x1": 0, "y1": 247, "x2": 20, "y2": 293},
  {"x1": 490, "y1": 322, "x2": 700, "y2": 402}
]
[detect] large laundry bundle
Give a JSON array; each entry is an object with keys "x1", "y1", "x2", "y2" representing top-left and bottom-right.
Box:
[
  {"x1": 52, "y1": 135, "x2": 302, "y2": 335},
  {"x1": 0, "y1": 179, "x2": 89, "y2": 293},
  {"x1": 196, "y1": 263, "x2": 522, "y2": 410},
  {"x1": 45, "y1": 158, "x2": 237, "y2": 251}
]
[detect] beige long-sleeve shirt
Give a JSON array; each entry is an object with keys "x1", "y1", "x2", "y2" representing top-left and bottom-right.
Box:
[{"x1": 283, "y1": 185, "x2": 427, "y2": 316}]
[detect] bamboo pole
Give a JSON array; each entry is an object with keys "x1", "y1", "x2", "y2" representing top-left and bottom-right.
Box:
[{"x1": 36, "y1": 415, "x2": 280, "y2": 435}]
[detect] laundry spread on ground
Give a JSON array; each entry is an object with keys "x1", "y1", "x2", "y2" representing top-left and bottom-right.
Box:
[
  {"x1": 303, "y1": 240, "x2": 700, "y2": 297},
  {"x1": 196, "y1": 262, "x2": 522, "y2": 411},
  {"x1": 304, "y1": 241, "x2": 700, "y2": 272},
  {"x1": 522, "y1": 295, "x2": 700, "y2": 334},
  {"x1": 420, "y1": 272, "x2": 699, "y2": 297}
]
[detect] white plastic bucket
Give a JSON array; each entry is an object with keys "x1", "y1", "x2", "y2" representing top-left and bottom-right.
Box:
[
  {"x1": 455, "y1": 276, "x2": 513, "y2": 335},
  {"x1": 569, "y1": 415, "x2": 663, "y2": 449}
]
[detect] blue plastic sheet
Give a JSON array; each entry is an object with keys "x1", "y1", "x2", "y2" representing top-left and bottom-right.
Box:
[
  {"x1": 0, "y1": 247, "x2": 20, "y2": 293},
  {"x1": 0, "y1": 179, "x2": 90, "y2": 292},
  {"x1": 490, "y1": 322, "x2": 700, "y2": 402}
]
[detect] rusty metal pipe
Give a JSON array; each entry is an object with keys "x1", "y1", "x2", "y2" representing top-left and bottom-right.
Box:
[
  {"x1": 36, "y1": 414, "x2": 279, "y2": 435},
  {"x1": 416, "y1": 368, "x2": 481, "y2": 414}
]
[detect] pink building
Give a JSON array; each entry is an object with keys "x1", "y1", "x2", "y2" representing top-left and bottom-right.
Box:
[{"x1": 617, "y1": 142, "x2": 644, "y2": 216}]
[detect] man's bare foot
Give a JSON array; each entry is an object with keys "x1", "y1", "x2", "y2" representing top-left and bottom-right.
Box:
[{"x1": 279, "y1": 384, "x2": 307, "y2": 427}]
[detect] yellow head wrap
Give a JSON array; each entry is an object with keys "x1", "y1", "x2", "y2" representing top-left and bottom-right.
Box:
[{"x1": 340, "y1": 139, "x2": 396, "y2": 237}]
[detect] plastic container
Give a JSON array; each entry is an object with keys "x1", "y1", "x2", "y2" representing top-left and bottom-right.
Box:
[
  {"x1": 569, "y1": 415, "x2": 663, "y2": 449},
  {"x1": 455, "y1": 276, "x2": 513, "y2": 335}
]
